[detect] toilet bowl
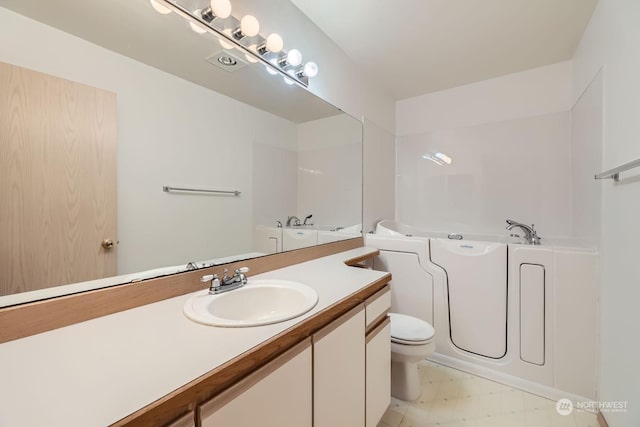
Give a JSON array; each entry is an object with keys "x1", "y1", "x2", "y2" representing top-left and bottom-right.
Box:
[{"x1": 389, "y1": 313, "x2": 435, "y2": 401}]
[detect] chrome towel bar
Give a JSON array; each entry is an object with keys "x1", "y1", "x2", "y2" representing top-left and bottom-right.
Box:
[
  {"x1": 162, "y1": 186, "x2": 241, "y2": 196},
  {"x1": 595, "y1": 158, "x2": 640, "y2": 182}
]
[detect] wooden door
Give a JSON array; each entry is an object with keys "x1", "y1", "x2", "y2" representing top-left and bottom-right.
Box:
[{"x1": 0, "y1": 62, "x2": 117, "y2": 296}]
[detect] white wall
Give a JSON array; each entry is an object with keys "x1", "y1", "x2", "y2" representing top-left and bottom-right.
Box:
[
  {"x1": 395, "y1": 62, "x2": 574, "y2": 237},
  {"x1": 396, "y1": 61, "x2": 572, "y2": 136},
  {"x1": 251, "y1": 142, "x2": 298, "y2": 228},
  {"x1": 363, "y1": 119, "x2": 395, "y2": 233},
  {"x1": 297, "y1": 114, "x2": 362, "y2": 227},
  {"x1": 0, "y1": 7, "x2": 297, "y2": 273},
  {"x1": 570, "y1": 70, "x2": 603, "y2": 243},
  {"x1": 233, "y1": 0, "x2": 396, "y2": 228},
  {"x1": 396, "y1": 113, "x2": 572, "y2": 237},
  {"x1": 572, "y1": 2, "x2": 640, "y2": 426}
]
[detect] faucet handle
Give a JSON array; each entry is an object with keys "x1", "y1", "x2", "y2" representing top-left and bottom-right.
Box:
[
  {"x1": 201, "y1": 274, "x2": 221, "y2": 294},
  {"x1": 235, "y1": 267, "x2": 249, "y2": 284}
]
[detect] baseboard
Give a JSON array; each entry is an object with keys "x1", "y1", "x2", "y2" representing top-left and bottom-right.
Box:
[
  {"x1": 597, "y1": 411, "x2": 609, "y2": 427},
  {"x1": 429, "y1": 352, "x2": 592, "y2": 404}
]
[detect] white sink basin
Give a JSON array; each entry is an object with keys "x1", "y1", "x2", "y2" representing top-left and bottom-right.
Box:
[{"x1": 183, "y1": 279, "x2": 319, "y2": 327}]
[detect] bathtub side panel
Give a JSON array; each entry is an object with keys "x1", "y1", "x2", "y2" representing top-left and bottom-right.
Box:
[{"x1": 553, "y1": 248, "x2": 598, "y2": 400}]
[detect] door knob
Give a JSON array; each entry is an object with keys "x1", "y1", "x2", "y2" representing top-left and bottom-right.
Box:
[{"x1": 101, "y1": 239, "x2": 115, "y2": 249}]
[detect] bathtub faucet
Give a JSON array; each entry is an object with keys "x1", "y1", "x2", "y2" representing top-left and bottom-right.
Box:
[{"x1": 505, "y1": 219, "x2": 541, "y2": 245}]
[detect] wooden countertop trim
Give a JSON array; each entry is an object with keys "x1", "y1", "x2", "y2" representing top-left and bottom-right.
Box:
[
  {"x1": 199, "y1": 338, "x2": 312, "y2": 418},
  {"x1": 343, "y1": 249, "x2": 379, "y2": 267},
  {"x1": 0, "y1": 238, "x2": 363, "y2": 344},
  {"x1": 111, "y1": 272, "x2": 391, "y2": 427}
]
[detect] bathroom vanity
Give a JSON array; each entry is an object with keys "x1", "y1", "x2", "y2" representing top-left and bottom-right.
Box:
[{"x1": 0, "y1": 245, "x2": 391, "y2": 427}]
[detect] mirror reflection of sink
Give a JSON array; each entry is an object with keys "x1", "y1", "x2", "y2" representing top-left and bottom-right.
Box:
[{"x1": 183, "y1": 279, "x2": 318, "y2": 327}]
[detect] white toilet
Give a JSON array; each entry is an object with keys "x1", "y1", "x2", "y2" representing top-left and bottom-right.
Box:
[{"x1": 389, "y1": 313, "x2": 435, "y2": 401}]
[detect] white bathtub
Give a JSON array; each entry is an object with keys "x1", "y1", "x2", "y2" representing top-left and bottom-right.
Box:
[
  {"x1": 376, "y1": 219, "x2": 597, "y2": 249},
  {"x1": 367, "y1": 220, "x2": 599, "y2": 403}
]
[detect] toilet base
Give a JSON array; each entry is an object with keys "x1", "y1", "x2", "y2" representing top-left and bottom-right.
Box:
[{"x1": 391, "y1": 360, "x2": 421, "y2": 401}]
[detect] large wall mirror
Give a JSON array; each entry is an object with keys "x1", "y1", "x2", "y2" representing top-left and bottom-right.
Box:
[{"x1": 0, "y1": 0, "x2": 362, "y2": 307}]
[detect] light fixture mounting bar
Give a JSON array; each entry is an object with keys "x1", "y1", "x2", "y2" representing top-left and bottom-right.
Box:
[{"x1": 156, "y1": 0, "x2": 309, "y2": 87}]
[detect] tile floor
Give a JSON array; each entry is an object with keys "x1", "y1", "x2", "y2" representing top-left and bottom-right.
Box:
[{"x1": 378, "y1": 360, "x2": 599, "y2": 427}]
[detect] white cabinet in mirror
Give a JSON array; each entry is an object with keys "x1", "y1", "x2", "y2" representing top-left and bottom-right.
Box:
[{"x1": 0, "y1": 0, "x2": 362, "y2": 307}]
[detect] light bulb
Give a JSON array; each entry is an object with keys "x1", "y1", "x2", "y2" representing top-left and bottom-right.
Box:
[
  {"x1": 210, "y1": 0, "x2": 232, "y2": 19},
  {"x1": 265, "y1": 33, "x2": 284, "y2": 53},
  {"x1": 303, "y1": 61, "x2": 318, "y2": 78},
  {"x1": 286, "y1": 49, "x2": 302, "y2": 67},
  {"x1": 240, "y1": 15, "x2": 260, "y2": 37},
  {"x1": 189, "y1": 10, "x2": 207, "y2": 34},
  {"x1": 150, "y1": 0, "x2": 171, "y2": 15}
]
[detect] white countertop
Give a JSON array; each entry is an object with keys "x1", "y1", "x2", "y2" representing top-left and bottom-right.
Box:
[{"x1": 0, "y1": 247, "x2": 385, "y2": 427}]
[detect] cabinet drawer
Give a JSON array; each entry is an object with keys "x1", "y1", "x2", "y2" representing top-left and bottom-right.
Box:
[{"x1": 366, "y1": 284, "x2": 391, "y2": 329}]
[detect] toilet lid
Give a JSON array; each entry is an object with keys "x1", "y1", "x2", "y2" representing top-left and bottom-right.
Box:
[{"x1": 389, "y1": 313, "x2": 435, "y2": 343}]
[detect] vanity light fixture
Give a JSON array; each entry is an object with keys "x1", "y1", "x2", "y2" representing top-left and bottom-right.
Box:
[
  {"x1": 279, "y1": 48, "x2": 302, "y2": 67},
  {"x1": 201, "y1": 0, "x2": 232, "y2": 21},
  {"x1": 235, "y1": 15, "x2": 260, "y2": 39},
  {"x1": 256, "y1": 33, "x2": 284, "y2": 55},
  {"x1": 300, "y1": 61, "x2": 318, "y2": 78},
  {"x1": 150, "y1": 0, "x2": 318, "y2": 87}
]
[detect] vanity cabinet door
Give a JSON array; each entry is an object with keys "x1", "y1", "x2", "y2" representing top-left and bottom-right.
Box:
[
  {"x1": 366, "y1": 317, "x2": 391, "y2": 427},
  {"x1": 313, "y1": 305, "x2": 365, "y2": 427},
  {"x1": 199, "y1": 339, "x2": 312, "y2": 427}
]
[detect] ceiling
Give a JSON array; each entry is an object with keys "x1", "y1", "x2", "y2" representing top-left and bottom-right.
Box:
[{"x1": 292, "y1": 0, "x2": 598, "y2": 100}]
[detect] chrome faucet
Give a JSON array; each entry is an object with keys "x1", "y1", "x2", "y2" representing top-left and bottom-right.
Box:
[
  {"x1": 303, "y1": 214, "x2": 313, "y2": 226},
  {"x1": 185, "y1": 261, "x2": 199, "y2": 271},
  {"x1": 286, "y1": 216, "x2": 301, "y2": 227},
  {"x1": 201, "y1": 267, "x2": 249, "y2": 294},
  {"x1": 505, "y1": 219, "x2": 541, "y2": 245}
]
